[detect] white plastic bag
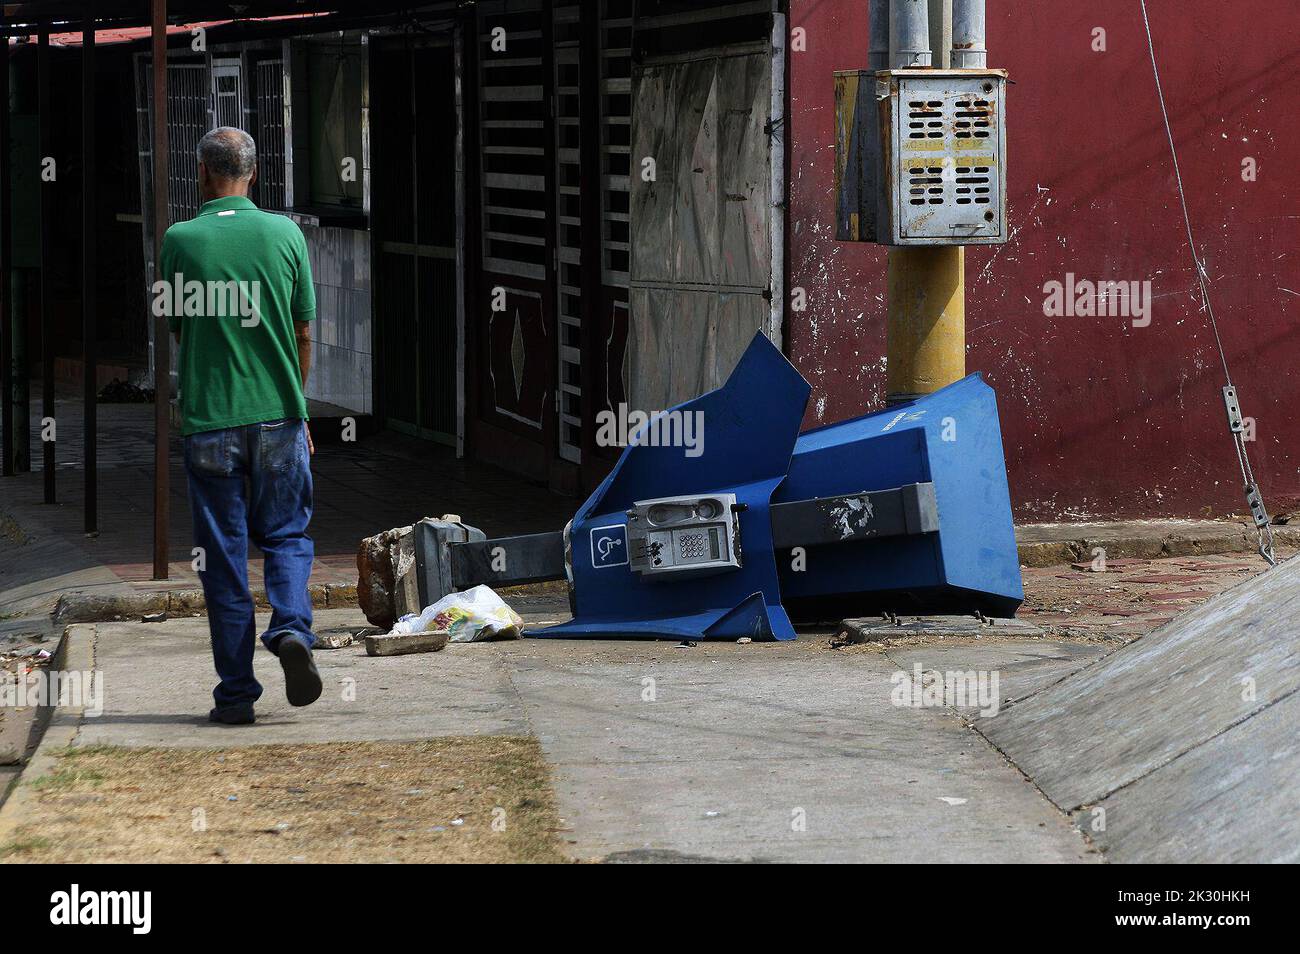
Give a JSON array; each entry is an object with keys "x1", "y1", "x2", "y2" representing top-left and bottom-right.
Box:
[{"x1": 389, "y1": 584, "x2": 524, "y2": 642}]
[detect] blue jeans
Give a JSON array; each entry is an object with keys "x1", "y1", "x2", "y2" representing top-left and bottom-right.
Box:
[{"x1": 185, "y1": 418, "x2": 316, "y2": 709}]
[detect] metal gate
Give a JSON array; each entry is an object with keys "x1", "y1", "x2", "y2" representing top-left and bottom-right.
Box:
[
  {"x1": 210, "y1": 58, "x2": 242, "y2": 129},
  {"x1": 251, "y1": 56, "x2": 287, "y2": 210},
  {"x1": 473, "y1": 0, "x2": 556, "y2": 463},
  {"x1": 135, "y1": 57, "x2": 209, "y2": 233},
  {"x1": 134, "y1": 57, "x2": 212, "y2": 387}
]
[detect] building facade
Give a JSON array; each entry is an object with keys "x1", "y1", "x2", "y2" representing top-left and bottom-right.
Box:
[{"x1": 9, "y1": 0, "x2": 1297, "y2": 522}]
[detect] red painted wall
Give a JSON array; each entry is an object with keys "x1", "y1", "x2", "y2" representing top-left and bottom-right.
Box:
[{"x1": 787, "y1": 0, "x2": 1300, "y2": 520}]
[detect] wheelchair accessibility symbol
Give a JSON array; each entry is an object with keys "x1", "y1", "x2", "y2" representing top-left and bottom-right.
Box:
[{"x1": 589, "y1": 525, "x2": 628, "y2": 568}]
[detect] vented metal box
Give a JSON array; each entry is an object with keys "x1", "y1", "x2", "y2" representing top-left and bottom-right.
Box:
[{"x1": 835, "y1": 69, "x2": 1008, "y2": 246}]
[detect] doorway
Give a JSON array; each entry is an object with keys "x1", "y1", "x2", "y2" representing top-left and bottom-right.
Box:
[{"x1": 370, "y1": 36, "x2": 461, "y2": 445}]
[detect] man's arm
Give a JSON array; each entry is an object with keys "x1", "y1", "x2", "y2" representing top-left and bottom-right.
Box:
[
  {"x1": 294, "y1": 319, "x2": 312, "y2": 389},
  {"x1": 161, "y1": 230, "x2": 181, "y2": 347},
  {"x1": 295, "y1": 320, "x2": 314, "y2": 455},
  {"x1": 290, "y1": 228, "x2": 316, "y2": 454}
]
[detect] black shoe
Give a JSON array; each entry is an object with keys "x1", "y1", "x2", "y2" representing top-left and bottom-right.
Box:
[
  {"x1": 277, "y1": 633, "x2": 323, "y2": 707},
  {"x1": 209, "y1": 702, "x2": 256, "y2": 725}
]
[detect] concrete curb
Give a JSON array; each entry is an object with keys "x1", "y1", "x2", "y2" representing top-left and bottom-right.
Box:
[
  {"x1": 1015, "y1": 521, "x2": 1299, "y2": 568},
  {"x1": 52, "y1": 582, "x2": 359, "y2": 625},
  {"x1": 0, "y1": 623, "x2": 95, "y2": 850},
  {"x1": 50, "y1": 580, "x2": 563, "y2": 625}
]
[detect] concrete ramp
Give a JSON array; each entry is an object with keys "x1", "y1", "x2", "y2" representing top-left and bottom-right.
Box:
[{"x1": 980, "y1": 555, "x2": 1300, "y2": 863}]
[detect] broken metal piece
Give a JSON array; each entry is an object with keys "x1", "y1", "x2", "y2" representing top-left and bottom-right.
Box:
[
  {"x1": 1244, "y1": 481, "x2": 1277, "y2": 566},
  {"x1": 769, "y1": 482, "x2": 937, "y2": 548},
  {"x1": 1223, "y1": 388, "x2": 1276, "y2": 567},
  {"x1": 774, "y1": 363, "x2": 1022, "y2": 623},
  {"x1": 1245, "y1": 482, "x2": 1270, "y2": 530},
  {"x1": 449, "y1": 531, "x2": 565, "y2": 590},
  {"x1": 412, "y1": 517, "x2": 487, "y2": 609},
  {"x1": 1222, "y1": 386, "x2": 1244, "y2": 433}
]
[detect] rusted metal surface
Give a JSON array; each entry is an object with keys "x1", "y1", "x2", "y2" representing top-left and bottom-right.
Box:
[{"x1": 833, "y1": 69, "x2": 873, "y2": 242}]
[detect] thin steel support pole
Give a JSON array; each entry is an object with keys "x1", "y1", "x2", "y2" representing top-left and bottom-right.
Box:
[
  {"x1": 151, "y1": 0, "x2": 170, "y2": 578},
  {"x1": 82, "y1": 13, "x2": 97, "y2": 534},
  {"x1": 39, "y1": 27, "x2": 54, "y2": 502}
]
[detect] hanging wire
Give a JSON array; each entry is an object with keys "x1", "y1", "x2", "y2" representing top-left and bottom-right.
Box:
[{"x1": 1138, "y1": 0, "x2": 1277, "y2": 566}]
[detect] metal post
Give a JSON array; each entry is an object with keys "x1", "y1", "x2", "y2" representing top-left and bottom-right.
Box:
[
  {"x1": 929, "y1": 0, "x2": 953, "y2": 69},
  {"x1": 889, "y1": 0, "x2": 932, "y2": 69},
  {"x1": 8, "y1": 270, "x2": 25, "y2": 471},
  {"x1": 0, "y1": 11, "x2": 12, "y2": 479},
  {"x1": 886, "y1": 246, "x2": 965, "y2": 402},
  {"x1": 38, "y1": 27, "x2": 54, "y2": 502},
  {"x1": 82, "y1": 14, "x2": 97, "y2": 534},
  {"x1": 868, "y1": 0, "x2": 890, "y2": 71},
  {"x1": 885, "y1": 0, "x2": 962, "y2": 404},
  {"x1": 952, "y1": 0, "x2": 987, "y2": 68},
  {"x1": 151, "y1": 0, "x2": 170, "y2": 578}
]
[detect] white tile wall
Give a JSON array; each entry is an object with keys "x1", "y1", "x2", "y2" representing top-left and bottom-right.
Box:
[{"x1": 302, "y1": 224, "x2": 372, "y2": 414}]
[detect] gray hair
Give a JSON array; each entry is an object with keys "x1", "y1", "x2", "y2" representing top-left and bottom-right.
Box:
[{"x1": 197, "y1": 127, "x2": 257, "y2": 181}]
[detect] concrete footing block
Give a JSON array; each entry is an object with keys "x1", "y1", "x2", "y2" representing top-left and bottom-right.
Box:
[
  {"x1": 837, "y1": 615, "x2": 1044, "y2": 644},
  {"x1": 363, "y1": 630, "x2": 450, "y2": 657}
]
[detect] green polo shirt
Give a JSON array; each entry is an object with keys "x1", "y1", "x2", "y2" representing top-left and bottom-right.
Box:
[{"x1": 160, "y1": 195, "x2": 316, "y2": 436}]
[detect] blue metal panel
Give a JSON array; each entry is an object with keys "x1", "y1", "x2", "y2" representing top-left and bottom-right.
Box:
[
  {"x1": 535, "y1": 334, "x2": 810, "y2": 640},
  {"x1": 775, "y1": 372, "x2": 1022, "y2": 619}
]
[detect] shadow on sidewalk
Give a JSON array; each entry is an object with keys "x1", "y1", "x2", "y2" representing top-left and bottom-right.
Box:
[{"x1": 2, "y1": 400, "x2": 577, "y2": 595}]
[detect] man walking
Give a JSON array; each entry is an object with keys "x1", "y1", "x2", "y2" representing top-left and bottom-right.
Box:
[{"x1": 161, "y1": 127, "x2": 322, "y2": 724}]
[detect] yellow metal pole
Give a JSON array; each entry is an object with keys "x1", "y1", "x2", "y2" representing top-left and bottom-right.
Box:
[{"x1": 886, "y1": 245, "x2": 965, "y2": 403}]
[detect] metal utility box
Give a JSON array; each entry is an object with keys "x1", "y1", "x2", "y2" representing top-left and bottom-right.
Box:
[
  {"x1": 626, "y1": 493, "x2": 743, "y2": 579},
  {"x1": 835, "y1": 69, "x2": 1008, "y2": 246}
]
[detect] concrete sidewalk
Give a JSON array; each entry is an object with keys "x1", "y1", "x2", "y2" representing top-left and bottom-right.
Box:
[
  {"x1": 983, "y1": 553, "x2": 1300, "y2": 863},
  {"x1": 9, "y1": 552, "x2": 1280, "y2": 862},
  {"x1": 56, "y1": 601, "x2": 1103, "y2": 863}
]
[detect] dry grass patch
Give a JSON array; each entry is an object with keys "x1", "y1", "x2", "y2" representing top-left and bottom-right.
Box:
[{"x1": 2, "y1": 737, "x2": 569, "y2": 863}]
